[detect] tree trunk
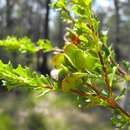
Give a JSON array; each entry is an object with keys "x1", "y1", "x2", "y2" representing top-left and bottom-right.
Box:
[
  {"x1": 6, "y1": 0, "x2": 13, "y2": 32},
  {"x1": 114, "y1": 0, "x2": 121, "y2": 61},
  {"x1": 58, "y1": 14, "x2": 64, "y2": 48},
  {"x1": 44, "y1": 0, "x2": 50, "y2": 39},
  {"x1": 37, "y1": 0, "x2": 51, "y2": 74}
]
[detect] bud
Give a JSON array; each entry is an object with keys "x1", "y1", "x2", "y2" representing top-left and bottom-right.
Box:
[
  {"x1": 50, "y1": 69, "x2": 59, "y2": 81},
  {"x1": 71, "y1": 34, "x2": 80, "y2": 45}
]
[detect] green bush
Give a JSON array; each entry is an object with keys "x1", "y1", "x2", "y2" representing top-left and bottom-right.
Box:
[{"x1": 0, "y1": 113, "x2": 16, "y2": 130}]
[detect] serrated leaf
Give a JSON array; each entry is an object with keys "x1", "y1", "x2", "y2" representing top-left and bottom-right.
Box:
[
  {"x1": 0, "y1": 37, "x2": 54, "y2": 54},
  {"x1": 0, "y1": 36, "x2": 37, "y2": 53},
  {"x1": 0, "y1": 60, "x2": 51, "y2": 91}
]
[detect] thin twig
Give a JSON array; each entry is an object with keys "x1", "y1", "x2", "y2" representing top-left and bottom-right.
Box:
[
  {"x1": 71, "y1": 84, "x2": 130, "y2": 118},
  {"x1": 70, "y1": 89, "x2": 90, "y2": 97},
  {"x1": 98, "y1": 51, "x2": 113, "y2": 97},
  {"x1": 110, "y1": 57, "x2": 126, "y2": 76},
  {"x1": 116, "y1": 103, "x2": 130, "y2": 118}
]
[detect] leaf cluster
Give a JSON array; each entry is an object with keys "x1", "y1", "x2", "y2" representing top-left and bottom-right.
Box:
[{"x1": 0, "y1": 0, "x2": 130, "y2": 128}]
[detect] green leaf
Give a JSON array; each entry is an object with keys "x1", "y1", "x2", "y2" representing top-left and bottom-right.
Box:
[
  {"x1": 64, "y1": 44, "x2": 83, "y2": 70},
  {"x1": 0, "y1": 37, "x2": 54, "y2": 54},
  {"x1": 116, "y1": 88, "x2": 126, "y2": 101},
  {"x1": 109, "y1": 66, "x2": 117, "y2": 86},
  {"x1": 72, "y1": 5, "x2": 85, "y2": 16},
  {"x1": 64, "y1": 44, "x2": 99, "y2": 71},
  {"x1": 101, "y1": 89, "x2": 108, "y2": 97},
  {"x1": 51, "y1": 0, "x2": 66, "y2": 9},
  {"x1": 62, "y1": 72, "x2": 88, "y2": 92},
  {"x1": 64, "y1": 53, "x2": 77, "y2": 70},
  {"x1": 79, "y1": 35, "x2": 88, "y2": 44},
  {"x1": 111, "y1": 110, "x2": 129, "y2": 128},
  {"x1": 0, "y1": 60, "x2": 51, "y2": 92},
  {"x1": 52, "y1": 53, "x2": 65, "y2": 68},
  {"x1": 0, "y1": 36, "x2": 37, "y2": 53},
  {"x1": 62, "y1": 74, "x2": 83, "y2": 92},
  {"x1": 72, "y1": 72, "x2": 88, "y2": 78},
  {"x1": 123, "y1": 60, "x2": 130, "y2": 72},
  {"x1": 85, "y1": 0, "x2": 91, "y2": 6},
  {"x1": 37, "y1": 39, "x2": 53, "y2": 52},
  {"x1": 101, "y1": 30, "x2": 108, "y2": 44},
  {"x1": 85, "y1": 96, "x2": 101, "y2": 108}
]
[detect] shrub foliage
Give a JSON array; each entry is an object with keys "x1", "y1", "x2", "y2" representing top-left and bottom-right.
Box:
[{"x1": 0, "y1": 0, "x2": 130, "y2": 128}]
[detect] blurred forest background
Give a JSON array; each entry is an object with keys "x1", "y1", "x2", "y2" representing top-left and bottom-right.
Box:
[{"x1": 0, "y1": 0, "x2": 130, "y2": 130}]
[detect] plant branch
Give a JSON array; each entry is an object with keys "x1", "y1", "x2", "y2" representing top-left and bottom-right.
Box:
[
  {"x1": 110, "y1": 57, "x2": 130, "y2": 81},
  {"x1": 71, "y1": 83, "x2": 130, "y2": 119},
  {"x1": 116, "y1": 103, "x2": 130, "y2": 118},
  {"x1": 70, "y1": 89, "x2": 92, "y2": 97},
  {"x1": 110, "y1": 57, "x2": 126, "y2": 75},
  {"x1": 98, "y1": 51, "x2": 113, "y2": 97}
]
